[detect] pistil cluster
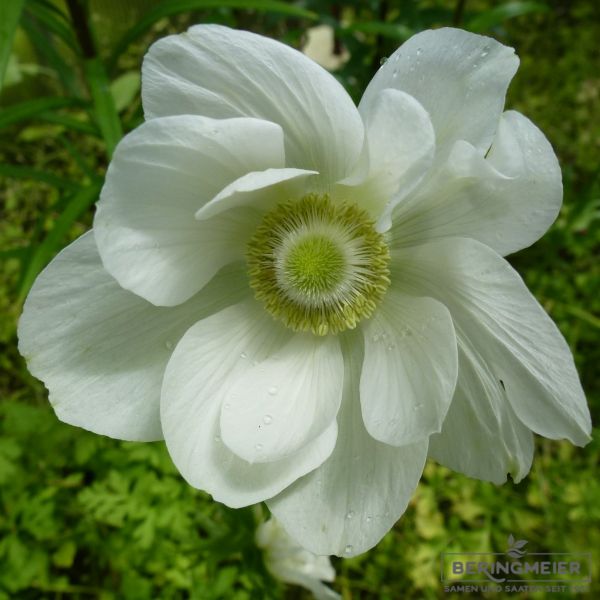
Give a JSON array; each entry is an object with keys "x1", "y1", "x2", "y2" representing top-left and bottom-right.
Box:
[{"x1": 247, "y1": 194, "x2": 391, "y2": 335}]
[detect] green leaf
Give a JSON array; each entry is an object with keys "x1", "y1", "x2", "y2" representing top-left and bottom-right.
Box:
[
  {"x1": 110, "y1": 71, "x2": 141, "y2": 113},
  {"x1": 84, "y1": 58, "x2": 123, "y2": 157},
  {"x1": 0, "y1": 97, "x2": 86, "y2": 129},
  {"x1": 467, "y1": 2, "x2": 549, "y2": 32},
  {"x1": 342, "y1": 21, "x2": 414, "y2": 41},
  {"x1": 0, "y1": 0, "x2": 25, "y2": 90},
  {"x1": 36, "y1": 111, "x2": 99, "y2": 136},
  {"x1": 17, "y1": 183, "x2": 101, "y2": 303},
  {"x1": 52, "y1": 541, "x2": 77, "y2": 568},
  {"x1": 108, "y1": 0, "x2": 317, "y2": 70}
]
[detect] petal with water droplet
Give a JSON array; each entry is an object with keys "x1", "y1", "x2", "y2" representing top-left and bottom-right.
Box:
[
  {"x1": 268, "y1": 334, "x2": 427, "y2": 556},
  {"x1": 220, "y1": 333, "x2": 344, "y2": 463},
  {"x1": 360, "y1": 289, "x2": 457, "y2": 445},
  {"x1": 160, "y1": 300, "x2": 338, "y2": 507}
]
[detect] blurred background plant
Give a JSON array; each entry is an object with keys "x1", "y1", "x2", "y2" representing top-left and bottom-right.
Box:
[{"x1": 0, "y1": 0, "x2": 598, "y2": 598}]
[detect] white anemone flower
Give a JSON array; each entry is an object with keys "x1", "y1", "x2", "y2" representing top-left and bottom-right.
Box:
[
  {"x1": 19, "y1": 25, "x2": 591, "y2": 557},
  {"x1": 256, "y1": 517, "x2": 340, "y2": 600}
]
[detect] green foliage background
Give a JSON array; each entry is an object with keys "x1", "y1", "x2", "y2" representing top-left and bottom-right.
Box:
[{"x1": 0, "y1": 0, "x2": 598, "y2": 598}]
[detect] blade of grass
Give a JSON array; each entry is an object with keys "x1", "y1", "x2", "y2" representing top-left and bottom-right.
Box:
[
  {"x1": 17, "y1": 182, "x2": 101, "y2": 303},
  {"x1": 0, "y1": 0, "x2": 25, "y2": 90},
  {"x1": 20, "y1": 14, "x2": 81, "y2": 96},
  {"x1": 0, "y1": 97, "x2": 86, "y2": 129},
  {"x1": 84, "y1": 58, "x2": 123, "y2": 157},
  {"x1": 0, "y1": 247, "x2": 29, "y2": 261},
  {"x1": 25, "y1": 0, "x2": 79, "y2": 53},
  {"x1": 0, "y1": 164, "x2": 80, "y2": 191},
  {"x1": 467, "y1": 1, "x2": 549, "y2": 32},
  {"x1": 562, "y1": 305, "x2": 600, "y2": 330},
  {"x1": 108, "y1": 0, "x2": 317, "y2": 70}
]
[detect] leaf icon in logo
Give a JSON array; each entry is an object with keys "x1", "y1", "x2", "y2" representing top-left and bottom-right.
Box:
[{"x1": 507, "y1": 535, "x2": 528, "y2": 558}]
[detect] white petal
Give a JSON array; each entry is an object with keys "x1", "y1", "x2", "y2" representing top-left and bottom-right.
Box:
[
  {"x1": 195, "y1": 168, "x2": 317, "y2": 221},
  {"x1": 360, "y1": 290, "x2": 457, "y2": 446},
  {"x1": 271, "y1": 566, "x2": 341, "y2": 600},
  {"x1": 17, "y1": 232, "x2": 248, "y2": 441},
  {"x1": 336, "y1": 89, "x2": 435, "y2": 224},
  {"x1": 161, "y1": 301, "x2": 337, "y2": 507},
  {"x1": 429, "y1": 338, "x2": 534, "y2": 484},
  {"x1": 94, "y1": 115, "x2": 284, "y2": 306},
  {"x1": 360, "y1": 28, "x2": 518, "y2": 159},
  {"x1": 396, "y1": 238, "x2": 591, "y2": 446},
  {"x1": 390, "y1": 111, "x2": 562, "y2": 256},
  {"x1": 256, "y1": 518, "x2": 341, "y2": 600},
  {"x1": 221, "y1": 333, "x2": 344, "y2": 463},
  {"x1": 268, "y1": 334, "x2": 428, "y2": 557},
  {"x1": 142, "y1": 24, "x2": 364, "y2": 183}
]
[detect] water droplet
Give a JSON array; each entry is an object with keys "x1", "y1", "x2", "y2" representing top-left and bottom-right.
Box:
[
  {"x1": 416, "y1": 47, "x2": 422, "y2": 56},
  {"x1": 224, "y1": 403, "x2": 231, "y2": 410},
  {"x1": 268, "y1": 386, "x2": 278, "y2": 396},
  {"x1": 481, "y1": 50, "x2": 489, "y2": 58},
  {"x1": 366, "y1": 516, "x2": 373, "y2": 523},
  {"x1": 165, "y1": 340, "x2": 173, "y2": 350},
  {"x1": 240, "y1": 352, "x2": 248, "y2": 359},
  {"x1": 387, "y1": 343, "x2": 396, "y2": 351},
  {"x1": 413, "y1": 403, "x2": 424, "y2": 412},
  {"x1": 371, "y1": 333, "x2": 380, "y2": 343},
  {"x1": 263, "y1": 414, "x2": 273, "y2": 425},
  {"x1": 255, "y1": 443, "x2": 263, "y2": 452},
  {"x1": 214, "y1": 435, "x2": 221, "y2": 442},
  {"x1": 344, "y1": 544, "x2": 353, "y2": 555},
  {"x1": 346, "y1": 511, "x2": 355, "y2": 520},
  {"x1": 380, "y1": 56, "x2": 388, "y2": 65}
]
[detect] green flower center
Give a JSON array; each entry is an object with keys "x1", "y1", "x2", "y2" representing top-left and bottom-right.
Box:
[
  {"x1": 281, "y1": 234, "x2": 345, "y2": 297},
  {"x1": 247, "y1": 194, "x2": 390, "y2": 336}
]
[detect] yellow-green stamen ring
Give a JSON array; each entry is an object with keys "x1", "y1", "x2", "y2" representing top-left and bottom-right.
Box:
[{"x1": 247, "y1": 194, "x2": 391, "y2": 336}]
